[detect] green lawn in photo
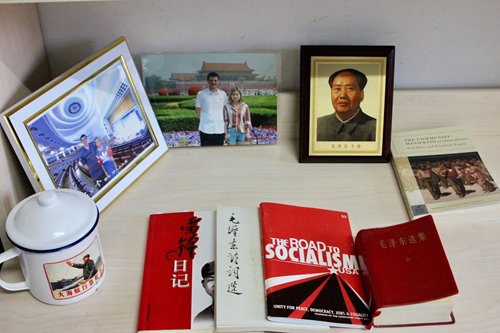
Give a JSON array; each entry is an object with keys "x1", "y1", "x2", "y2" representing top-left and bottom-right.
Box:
[{"x1": 149, "y1": 95, "x2": 277, "y2": 134}]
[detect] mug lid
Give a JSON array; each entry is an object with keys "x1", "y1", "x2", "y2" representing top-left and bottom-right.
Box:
[{"x1": 6, "y1": 189, "x2": 98, "y2": 252}]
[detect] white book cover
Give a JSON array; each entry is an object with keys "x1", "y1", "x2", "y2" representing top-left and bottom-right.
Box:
[
  {"x1": 215, "y1": 205, "x2": 327, "y2": 333},
  {"x1": 391, "y1": 127, "x2": 500, "y2": 219}
]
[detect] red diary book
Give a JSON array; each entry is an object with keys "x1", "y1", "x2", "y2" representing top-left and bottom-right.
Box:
[
  {"x1": 259, "y1": 202, "x2": 371, "y2": 329},
  {"x1": 355, "y1": 214, "x2": 459, "y2": 327},
  {"x1": 137, "y1": 211, "x2": 215, "y2": 333}
]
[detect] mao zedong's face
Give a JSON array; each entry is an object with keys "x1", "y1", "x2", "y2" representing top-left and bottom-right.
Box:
[{"x1": 330, "y1": 72, "x2": 364, "y2": 119}]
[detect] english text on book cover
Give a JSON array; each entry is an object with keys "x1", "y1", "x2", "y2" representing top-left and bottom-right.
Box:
[
  {"x1": 391, "y1": 127, "x2": 500, "y2": 218},
  {"x1": 260, "y1": 203, "x2": 371, "y2": 328}
]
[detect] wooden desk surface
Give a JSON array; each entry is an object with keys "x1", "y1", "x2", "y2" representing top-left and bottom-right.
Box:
[{"x1": 1, "y1": 89, "x2": 500, "y2": 332}]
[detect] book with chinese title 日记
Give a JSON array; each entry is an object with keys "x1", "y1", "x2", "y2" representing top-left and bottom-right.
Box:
[
  {"x1": 260, "y1": 203, "x2": 458, "y2": 328},
  {"x1": 137, "y1": 211, "x2": 215, "y2": 333}
]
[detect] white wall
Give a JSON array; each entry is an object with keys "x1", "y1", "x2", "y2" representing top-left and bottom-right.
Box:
[
  {"x1": 37, "y1": 0, "x2": 500, "y2": 90},
  {"x1": 0, "y1": 0, "x2": 498, "y2": 222},
  {"x1": 0, "y1": 3, "x2": 49, "y2": 245}
]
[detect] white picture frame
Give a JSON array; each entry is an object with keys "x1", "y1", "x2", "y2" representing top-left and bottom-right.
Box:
[{"x1": 1, "y1": 37, "x2": 168, "y2": 211}]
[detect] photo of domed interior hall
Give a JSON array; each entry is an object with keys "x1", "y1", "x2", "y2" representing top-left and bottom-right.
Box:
[{"x1": 28, "y1": 60, "x2": 154, "y2": 198}]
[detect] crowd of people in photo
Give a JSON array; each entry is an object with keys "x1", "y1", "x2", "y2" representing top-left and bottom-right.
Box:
[{"x1": 412, "y1": 157, "x2": 497, "y2": 201}]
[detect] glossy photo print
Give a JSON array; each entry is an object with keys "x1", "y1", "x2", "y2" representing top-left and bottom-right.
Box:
[
  {"x1": 142, "y1": 53, "x2": 280, "y2": 148},
  {"x1": 299, "y1": 46, "x2": 394, "y2": 163}
]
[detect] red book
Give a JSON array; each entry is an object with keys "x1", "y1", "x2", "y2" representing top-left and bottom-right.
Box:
[
  {"x1": 259, "y1": 202, "x2": 371, "y2": 329},
  {"x1": 137, "y1": 211, "x2": 215, "y2": 333},
  {"x1": 355, "y1": 214, "x2": 459, "y2": 327},
  {"x1": 260, "y1": 203, "x2": 459, "y2": 329}
]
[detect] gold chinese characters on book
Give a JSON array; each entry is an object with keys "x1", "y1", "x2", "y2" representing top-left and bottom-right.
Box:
[
  {"x1": 391, "y1": 127, "x2": 500, "y2": 219},
  {"x1": 137, "y1": 203, "x2": 459, "y2": 331}
]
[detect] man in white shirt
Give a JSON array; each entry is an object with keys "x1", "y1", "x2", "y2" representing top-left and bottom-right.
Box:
[{"x1": 195, "y1": 72, "x2": 228, "y2": 146}]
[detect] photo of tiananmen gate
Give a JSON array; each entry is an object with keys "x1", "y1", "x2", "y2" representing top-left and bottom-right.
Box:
[
  {"x1": 166, "y1": 61, "x2": 278, "y2": 96},
  {"x1": 142, "y1": 53, "x2": 279, "y2": 148}
]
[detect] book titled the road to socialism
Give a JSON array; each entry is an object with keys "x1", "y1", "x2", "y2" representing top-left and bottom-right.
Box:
[
  {"x1": 260, "y1": 203, "x2": 459, "y2": 328},
  {"x1": 259, "y1": 202, "x2": 371, "y2": 329},
  {"x1": 137, "y1": 211, "x2": 215, "y2": 333},
  {"x1": 391, "y1": 127, "x2": 500, "y2": 219}
]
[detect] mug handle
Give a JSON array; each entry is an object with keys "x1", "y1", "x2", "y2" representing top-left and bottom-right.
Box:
[{"x1": 0, "y1": 248, "x2": 29, "y2": 291}]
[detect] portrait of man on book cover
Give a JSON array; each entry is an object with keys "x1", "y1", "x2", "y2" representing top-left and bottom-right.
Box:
[{"x1": 193, "y1": 261, "x2": 215, "y2": 322}]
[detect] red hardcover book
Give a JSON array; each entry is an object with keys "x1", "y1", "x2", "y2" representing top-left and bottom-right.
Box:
[
  {"x1": 137, "y1": 211, "x2": 215, "y2": 333},
  {"x1": 355, "y1": 214, "x2": 459, "y2": 327},
  {"x1": 259, "y1": 202, "x2": 371, "y2": 329}
]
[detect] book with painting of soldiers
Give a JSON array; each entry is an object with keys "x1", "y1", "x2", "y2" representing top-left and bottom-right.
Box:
[
  {"x1": 391, "y1": 127, "x2": 500, "y2": 219},
  {"x1": 137, "y1": 211, "x2": 215, "y2": 333}
]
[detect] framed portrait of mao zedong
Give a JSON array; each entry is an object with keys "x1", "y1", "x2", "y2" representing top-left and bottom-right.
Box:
[{"x1": 299, "y1": 45, "x2": 395, "y2": 163}]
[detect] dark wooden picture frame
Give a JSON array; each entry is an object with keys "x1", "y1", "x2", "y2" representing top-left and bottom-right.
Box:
[{"x1": 299, "y1": 45, "x2": 395, "y2": 163}]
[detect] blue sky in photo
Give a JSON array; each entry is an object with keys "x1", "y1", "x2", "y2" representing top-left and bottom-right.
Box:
[{"x1": 142, "y1": 53, "x2": 280, "y2": 82}]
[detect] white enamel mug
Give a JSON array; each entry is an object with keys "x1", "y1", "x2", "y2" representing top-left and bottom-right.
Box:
[{"x1": 0, "y1": 189, "x2": 105, "y2": 305}]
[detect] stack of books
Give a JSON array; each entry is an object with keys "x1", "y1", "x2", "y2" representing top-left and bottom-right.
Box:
[{"x1": 137, "y1": 203, "x2": 459, "y2": 332}]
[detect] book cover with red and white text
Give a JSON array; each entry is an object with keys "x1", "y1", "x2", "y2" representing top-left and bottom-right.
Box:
[
  {"x1": 259, "y1": 203, "x2": 371, "y2": 328},
  {"x1": 137, "y1": 211, "x2": 215, "y2": 333}
]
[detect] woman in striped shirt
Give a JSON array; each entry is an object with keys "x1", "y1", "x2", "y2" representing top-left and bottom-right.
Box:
[{"x1": 224, "y1": 87, "x2": 253, "y2": 145}]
